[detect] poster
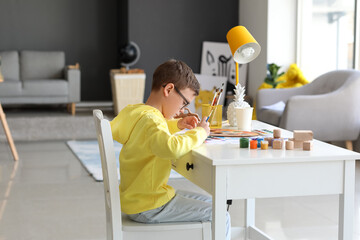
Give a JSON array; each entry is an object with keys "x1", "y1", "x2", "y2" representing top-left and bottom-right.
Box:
[{"x1": 200, "y1": 41, "x2": 247, "y2": 87}]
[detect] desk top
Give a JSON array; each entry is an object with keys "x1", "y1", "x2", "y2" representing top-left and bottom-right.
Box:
[{"x1": 193, "y1": 120, "x2": 360, "y2": 166}]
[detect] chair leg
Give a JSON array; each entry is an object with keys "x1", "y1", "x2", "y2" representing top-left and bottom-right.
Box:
[
  {"x1": 67, "y1": 103, "x2": 76, "y2": 115},
  {"x1": 0, "y1": 103, "x2": 19, "y2": 161},
  {"x1": 345, "y1": 141, "x2": 353, "y2": 151}
]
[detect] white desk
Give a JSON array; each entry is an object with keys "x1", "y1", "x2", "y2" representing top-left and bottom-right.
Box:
[{"x1": 172, "y1": 120, "x2": 360, "y2": 240}]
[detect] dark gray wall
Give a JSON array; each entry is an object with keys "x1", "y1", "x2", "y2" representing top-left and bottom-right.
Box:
[
  {"x1": 129, "y1": 0, "x2": 238, "y2": 100},
  {"x1": 0, "y1": 0, "x2": 238, "y2": 101},
  {"x1": 0, "y1": 0, "x2": 118, "y2": 101}
]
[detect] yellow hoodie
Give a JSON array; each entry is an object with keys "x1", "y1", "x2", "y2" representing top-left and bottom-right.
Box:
[{"x1": 110, "y1": 104, "x2": 207, "y2": 214}]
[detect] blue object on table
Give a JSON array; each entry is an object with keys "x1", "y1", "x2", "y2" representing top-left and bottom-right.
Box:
[{"x1": 256, "y1": 138, "x2": 264, "y2": 148}]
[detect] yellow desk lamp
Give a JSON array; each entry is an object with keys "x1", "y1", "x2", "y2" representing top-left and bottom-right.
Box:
[{"x1": 226, "y1": 26, "x2": 261, "y2": 85}]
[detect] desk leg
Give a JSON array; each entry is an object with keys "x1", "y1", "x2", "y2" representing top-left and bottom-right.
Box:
[
  {"x1": 245, "y1": 198, "x2": 273, "y2": 240},
  {"x1": 338, "y1": 160, "x2": 355, "y2": 240},
  {"x1": 0, "y1": 103, "x2": 19, "y2": 161},
  {"x1": 212, "y1": 166, "x2": 227, "y2": 240},
  {"x1": 245, "y1": 198, "x2": 255, "y2": 227}
]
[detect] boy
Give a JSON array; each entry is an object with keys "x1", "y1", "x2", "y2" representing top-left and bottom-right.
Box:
[{"x1": 111, "y1": 59, "x2": 230, "y2": 239}]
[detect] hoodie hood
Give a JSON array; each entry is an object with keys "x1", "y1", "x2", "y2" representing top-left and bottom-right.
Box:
[{"x1": 110, "y1": 104, "x2": 161, "y2": 144}]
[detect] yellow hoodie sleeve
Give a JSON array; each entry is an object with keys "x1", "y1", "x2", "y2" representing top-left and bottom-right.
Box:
[
  {"x1": 166, "y1": 119, "x2": 181, "y2": 134},
  {"x1": 146, "y1": 117, "x2": 207, "y2": 160}
]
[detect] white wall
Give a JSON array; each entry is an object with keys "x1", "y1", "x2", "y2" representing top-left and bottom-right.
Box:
[
  {"x1": 239, "y1": 0, "x2": 268, "y2": 100},
  {"x1": 239, "y1": 0, "x2": 297, "y2": 100},
  {"x1": 267, "y1": 0, "x2": 297, "y2": 69}
]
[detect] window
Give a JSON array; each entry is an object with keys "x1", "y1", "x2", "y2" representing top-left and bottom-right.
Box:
[{"x1": 297, "y1": 0, "x2": 356, "y2": 80}]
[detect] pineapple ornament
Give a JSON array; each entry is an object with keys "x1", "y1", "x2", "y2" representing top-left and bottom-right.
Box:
[{"x1": 227, "y1": 83, "x2": 250, "y2": 127}]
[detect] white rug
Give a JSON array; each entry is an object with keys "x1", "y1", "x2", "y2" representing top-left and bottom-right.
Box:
[{"x1": 67, "y1": 140, "x2": 183, "y2": 181}]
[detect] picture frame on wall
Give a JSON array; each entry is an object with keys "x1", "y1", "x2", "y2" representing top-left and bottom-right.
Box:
[{"x1": 200, "y1": 41, "x2": 248, "y2": 88}]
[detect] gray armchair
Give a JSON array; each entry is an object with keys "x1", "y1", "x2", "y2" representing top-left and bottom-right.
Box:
[{"x1": 256, "y1": 70, "x2": 360, "y2": 150}]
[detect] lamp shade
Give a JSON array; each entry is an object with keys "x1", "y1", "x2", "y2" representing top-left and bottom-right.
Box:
[{"x1": 226, "y1": 26, "x2": 261, "y2": 64}]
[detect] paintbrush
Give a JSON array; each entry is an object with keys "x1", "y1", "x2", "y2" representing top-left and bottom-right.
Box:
[
  {"x1": 210, "y1": 88, "x2": 219, "y2": 106},
  {"x1": 207, "y1": 83, "x2": 225, "y2": 122}
]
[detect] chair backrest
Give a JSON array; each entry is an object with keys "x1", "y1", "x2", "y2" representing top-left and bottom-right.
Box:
[
  {"x1": 307, "y1": 69, "x2": 359, "y2": 95},
  {"x1": 93, "y1": 109, "x2": 122, "y2": 240}
]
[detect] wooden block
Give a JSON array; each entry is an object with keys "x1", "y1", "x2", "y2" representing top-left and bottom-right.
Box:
[
  {"x1": 261, "y1": 141, "x2": 268, "y2": 150},
  {"x1": 285, "y1": 140, "x2": 294, "y2": 150},
  {"x1": 265, "y1": 137, "x2": 273, "y2": 147},
  {"x1": 273, "y1": 139, "x2": 283, "y2": 149},
  {"x1": 293, "y1": 140, "x2": 304, "y2": 148},
  {"x1": 293, "y1": 130, "x2": 313, "y2": 141},
  {"x1": 303, "y1": 141, "x2": 313, "y2": 151},
  {"x1": 273, "y1": 129, "x2": 281, "y2": 138},
  {"x1": 250, "y1": 140, "x2": 258, "y2": 149}
]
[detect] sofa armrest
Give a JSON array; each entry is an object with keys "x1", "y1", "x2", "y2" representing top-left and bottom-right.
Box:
[
  {"x1": 256, "y1": 86, "x2": 312, "y2": 123},
  {"x1": 65, "y1": 67, "x2": 81, "y2": 102},
  {"x1": 256, "y1": 86, "x2": 311, "y2": 111}
]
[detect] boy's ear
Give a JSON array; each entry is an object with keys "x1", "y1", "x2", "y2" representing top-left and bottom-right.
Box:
[{"x1": 163, "y1": 83, "x2": 174, "y2": 97}]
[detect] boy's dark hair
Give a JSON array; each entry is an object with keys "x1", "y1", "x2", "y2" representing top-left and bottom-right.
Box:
[{"x1": 152, "y1": 59, "x2": 200, "y2": 95}]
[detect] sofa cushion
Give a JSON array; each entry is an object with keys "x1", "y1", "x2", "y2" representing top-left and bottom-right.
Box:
[
  {"x1": 0, "y1": 51, "x2": 20, "y2": 81},
  {"x1": 0, "y1": 81, "x2": 22, "y2": 97},
  {"x1": 22, "y1": 80, "x2": 68, "y2": 97},
  {"x1": 20, "y1": 51, "x2": 65, "y2": 80}
]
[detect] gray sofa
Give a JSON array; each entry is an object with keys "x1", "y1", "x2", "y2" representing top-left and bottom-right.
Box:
[{"x1": 0, "y1": 50, "x2": 80, "y2": 114}]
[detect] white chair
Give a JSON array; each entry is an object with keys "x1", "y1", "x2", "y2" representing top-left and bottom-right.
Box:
[{"x1": 93, "y1": 109, "x2": 211, "y2": 240}]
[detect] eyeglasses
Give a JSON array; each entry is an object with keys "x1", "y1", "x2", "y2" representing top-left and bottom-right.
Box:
[
  {"x1": 163, "y1": 84, "x2": 190, "y2": 110},
  {"x1": 174, "y1": 86, "x2": 190, "y2": 109}
]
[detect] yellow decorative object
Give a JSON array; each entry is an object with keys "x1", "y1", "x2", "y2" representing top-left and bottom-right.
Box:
[
  {"x1": 194, "y1": 88, "x2": 216, "y2": 111},
  {"x1": 276, "y1": 64, "x2": 309, "y2": 89},
  {"x1": 258, "y1": 82, "x2": 273, "y2": 90}
]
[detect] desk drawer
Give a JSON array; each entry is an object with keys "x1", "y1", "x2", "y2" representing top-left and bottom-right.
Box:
[
  {"x1": 227, "y1": 160, "x2": 344, "y2": 199},
  {"x1": 172, "y1": 153, "x2": 213, "y2": 194}
]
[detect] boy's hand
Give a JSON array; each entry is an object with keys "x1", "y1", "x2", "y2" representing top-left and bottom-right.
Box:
[
  {"x1": 198, "y1": 117, "x2": 210, "y2": 136},
  {"x1": 174, "y1": 108, "x2": 201, "y2": 122},
  {"x1": 177, "y1": 116, "x2": 199, "y2": 130}
]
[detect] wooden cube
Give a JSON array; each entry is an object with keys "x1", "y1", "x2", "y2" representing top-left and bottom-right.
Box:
[
  {"x1": 273, "y1": 129, "x2": 281, "y2": 138},
  {"x1": 273, "y1": 139, "x2": 283, "y2": 149},
  {"x1": 265, "y1": 137, "x2": 273, "y2": 147},
  {"x1": 293, "y1": 130, "x2": 313, "y2": 141},
  {"x1": 285, "y1": 140, "x2": 294, "y2": 150},
  {"x1": 293, "y1": 140, "x2": 304, "y2": 148},
  {"x1": 303, "y1": 141, "x2": 313, "y2": 151}
]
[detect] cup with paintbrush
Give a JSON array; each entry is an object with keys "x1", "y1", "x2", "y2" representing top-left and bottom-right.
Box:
[{"x1": 202, "y1": 83, "x2": 224, "y2": 128}]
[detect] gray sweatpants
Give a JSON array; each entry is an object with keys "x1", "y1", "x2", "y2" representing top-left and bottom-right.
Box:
[{"x1": 128, "y1": 190, "x2": 231, "y2": 240}]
